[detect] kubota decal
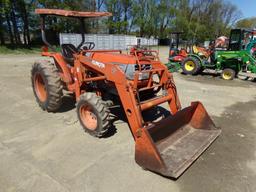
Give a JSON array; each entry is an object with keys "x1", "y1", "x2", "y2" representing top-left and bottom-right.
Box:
[{"x1": 92, "y1": 60, "x2": 105, "y2": 69}]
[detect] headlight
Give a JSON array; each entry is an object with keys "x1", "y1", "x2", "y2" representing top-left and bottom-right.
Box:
[{"x1": 138, "y1": 72, "x2": 150, "y2": 80}]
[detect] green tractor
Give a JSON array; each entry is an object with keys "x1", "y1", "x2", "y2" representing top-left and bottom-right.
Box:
[
  {"x1": 181, "y1": 29, "x2": 256, "y2": 80},
  {"x1": 165, "y1": 32, "x2": 191, "y2": 72},
  {"x1": 166, "y1": 32, "x2": 215, "y2": 73}
]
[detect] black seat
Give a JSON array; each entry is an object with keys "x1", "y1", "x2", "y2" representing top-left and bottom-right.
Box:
[{"x1": 61, "y1": 44, "x2": 78, "y2": 64}]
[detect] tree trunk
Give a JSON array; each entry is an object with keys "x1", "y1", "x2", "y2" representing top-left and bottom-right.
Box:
[
  {"x1": 140, "y1": 27, "x2": 144, "y2": 37},
  {"x1": 0, "y1": 12, "x2": 5, "y2": 45},
  {"x1": 108, "y1": 16, "x2": 114, "y2": 34},
  {"x1": 21, "y1": 1, "x2": 31, "y2": 46},
  {"x1": 23, "y1": 29, "x2": 27, "y2": 45},
  {"x1": 5, "y1": 12, "x2": 14, "y2": 45},
  {"x1": 10, "y1": 0, "x2": 21, "y2": 45},
  {"x1": 123, "y1": 2, "x2": 129, "y2": 34}
]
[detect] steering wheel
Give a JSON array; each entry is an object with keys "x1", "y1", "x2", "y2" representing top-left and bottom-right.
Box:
[{"x1": 82, "y1": 42, "x2": 95, "y2": 50}]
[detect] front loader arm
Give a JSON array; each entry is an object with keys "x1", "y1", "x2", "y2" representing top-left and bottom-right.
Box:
[{"x1": 76, "y1": 53, "x2": 220, "y2": 178}]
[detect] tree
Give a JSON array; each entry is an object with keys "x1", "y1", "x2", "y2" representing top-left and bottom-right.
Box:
[
  {"x1": 172, "y1": 0, "x2": 241, "y2": 42},
  {"x1": 0, "y1": 0, "x2": 5, "y2": 45},
  {"x1": 0, "y1": 0, "x2": 243, "y2": 47},
  {"x1": 236, "y1": 17, "x2": 256, "y2": 29},
  {"x1": 104, "y1": 0, "x2": 132, "y2": 34}
]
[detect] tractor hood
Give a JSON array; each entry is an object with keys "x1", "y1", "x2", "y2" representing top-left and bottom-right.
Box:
[{"x1": 91, "y1": 52, "x2": 137, "y2": 65}]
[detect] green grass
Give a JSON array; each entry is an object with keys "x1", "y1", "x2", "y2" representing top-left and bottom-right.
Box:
[
  {"x1": 0, "y1": 45, "x2": 63, "y2": 55},
  {"x1": 0, "y1": 45, "x2": 42, "y2": 55}
]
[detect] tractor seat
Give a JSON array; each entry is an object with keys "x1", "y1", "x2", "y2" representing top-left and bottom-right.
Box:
[
  {"x1": 61, "y1": 44, "x2": 78, "y2": 64},
  {"x1": 192, "y1": 45, "x2": 199, "y2": 54}
]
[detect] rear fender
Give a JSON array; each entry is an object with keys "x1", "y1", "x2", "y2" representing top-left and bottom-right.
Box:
[{"x1": 42, "y1": 52, "x2": 72, "y2": 84}]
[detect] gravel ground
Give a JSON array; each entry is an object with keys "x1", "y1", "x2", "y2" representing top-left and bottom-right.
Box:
[{"x1": 0, "y1": 47, "x2": 256, "y2": 192}]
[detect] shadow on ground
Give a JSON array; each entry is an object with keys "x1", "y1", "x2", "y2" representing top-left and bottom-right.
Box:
[
  {"x1": 58, "y1": 95, "x2": 76, "y2": 113},
  {"x1": 55, "y1": 94, "x2": 171, "y2": 139},
  {"x1": 177, "y1": 71, "x2": 255, "y2": 88},
  {"x1": 105, "y1": 105, "x2": 171, "y2": 138},
  {"x1": 178, "y1": 98, "x2": 256, "y2": 192}
]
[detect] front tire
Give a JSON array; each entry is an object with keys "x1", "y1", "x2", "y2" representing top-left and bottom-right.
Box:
[
  {"x1": 31, "y1": 60, "x2": 63, "y2": 112},
  {"x1": 181, "y1": 57, "x2": 201, "y2": 75},
  {"x1": 77, "y1": 92, "x2": 110, "y2": 137},
  {"x1": 221, "y1": 68, "x2": 236, "y2": 80}
]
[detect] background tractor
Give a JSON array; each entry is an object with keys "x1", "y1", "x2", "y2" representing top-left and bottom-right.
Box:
[
  {"x1": 166, "y1": 32, "x2": 214, "y2": 73},
  {"x1": 181, "y1": 29, "x2": 256, "y2": 80},
  {"x1": 32, "y1": 8, "x2": 221, "y2": 178},
  {"x1": 166, "y1": 32, "x2": 190, "y2": 72}
]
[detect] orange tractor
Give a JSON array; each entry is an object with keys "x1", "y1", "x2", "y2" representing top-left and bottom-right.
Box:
[{"x1": 32, "y1": 9, "x2": 221, "y2": 178}]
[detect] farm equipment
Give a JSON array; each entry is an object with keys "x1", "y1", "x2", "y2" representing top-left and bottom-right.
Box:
[
  {"x1": 181, "y1": 29, "x2": 256, "y2": 80},
  {"x1": 32, "y1": 9, "x2": 221, "y2": 178},
  {"x1": 166, "y1": 32, "x2": 189, "y2": 72},
  {"x1": 166, "y1": 32, "x2": 214, "y2": 73}
]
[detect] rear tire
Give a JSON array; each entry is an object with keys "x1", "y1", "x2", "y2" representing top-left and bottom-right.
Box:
[
  {"x1": 77, "y1": 92, "x2": 110, "y2": 137},
  {"x1": 221, "y1": 68, "x2": 235, "y2": 80},
  {"x1": 31, "y1": 60, "x2": 63, "y2": 112},
  {"x1": 181, "y1": 57, "x2": 201, "y2": 75}
]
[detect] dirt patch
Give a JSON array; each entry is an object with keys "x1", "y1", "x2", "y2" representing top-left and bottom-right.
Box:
[{"x1": 178, "y1": 98, "x2": 256, "y2": 192}]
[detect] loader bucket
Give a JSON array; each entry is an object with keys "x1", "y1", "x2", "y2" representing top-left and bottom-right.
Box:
[{"x1": 135, "y1": 102, "x2": 221, "y2": 178}]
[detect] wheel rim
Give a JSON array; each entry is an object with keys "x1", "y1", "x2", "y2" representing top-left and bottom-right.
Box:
[
  {"x1": 79, "y1": 105, "x2": 98, "y2": 130},
  {"x1": 184, "y1": 61, "x2": 195, "y2": 71},
  {"x1": 222, "y1": 71, "x2": 232, "y2": 80},
  {"x1": 34, "y1": 73, "x2": 47, "y2": 102}
]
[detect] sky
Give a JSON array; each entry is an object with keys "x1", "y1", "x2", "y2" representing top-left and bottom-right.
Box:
[{"x1": 231, "y1": 0, "x2": 256, "y2": 18}]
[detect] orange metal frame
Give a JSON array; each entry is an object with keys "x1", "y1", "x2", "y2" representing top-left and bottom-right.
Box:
[
  {"x1": 41, "y1": 48, "x2": 181, "y2": 128},
  {"x1": 35, "y1": 8, "x2": 112, "y2": 17},
  {"x1": 36, "y1": 8, "x2": 221, "y2": 179},
  {"x1": 38, "y1": 8, "x2": 182, "y2": 176}
]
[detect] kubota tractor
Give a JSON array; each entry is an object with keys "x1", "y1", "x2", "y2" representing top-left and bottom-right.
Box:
[{"x1": 32, "y1": 9, "x2": 221, "y2": 178}]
